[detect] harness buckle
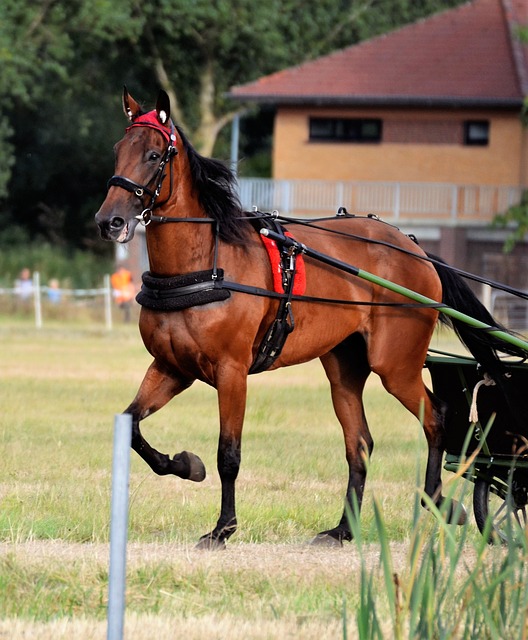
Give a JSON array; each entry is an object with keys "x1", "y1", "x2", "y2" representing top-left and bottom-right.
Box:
[
  {"x1": 134, "y1": 187, "x2": 144, "y2": 197},
  {"x1": 136, "y1": 209, "x2": 152, "y2": 226}
]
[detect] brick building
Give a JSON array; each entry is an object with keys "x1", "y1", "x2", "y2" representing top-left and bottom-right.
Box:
[{"x1": 228, "y1": 0, "x2": 528, "y2": 319}]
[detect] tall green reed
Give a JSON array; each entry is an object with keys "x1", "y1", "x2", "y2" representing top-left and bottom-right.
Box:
[{"x1": 347, "y1": 411, "x2": 528, "y2": 640}]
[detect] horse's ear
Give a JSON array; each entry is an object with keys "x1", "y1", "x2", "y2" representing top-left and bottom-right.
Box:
[
  {"x1": 122, "y1": 86, "x2": 141, "y2": 122},
  {"x1": 156, "y1": 90, "x2": 171, "y2": 125}
]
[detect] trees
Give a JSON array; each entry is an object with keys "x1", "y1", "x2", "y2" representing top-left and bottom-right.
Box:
[
  {"x1": 134, "y1": 0, "x2": 377, "y2": 155},
  {"x1": 135, "y1": 0, "x2": 466, "y2": 155},
  {"x1": 0, "y1": 0, "x2": 141, "y2": 249},
  {"x1": 0, "y1": 0, "x2": 467, "y2": 252}
]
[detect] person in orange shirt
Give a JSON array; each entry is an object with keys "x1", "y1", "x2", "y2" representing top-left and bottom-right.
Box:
[{"x1": 111, "y1": 266, "x2": 135, "y2": 322}]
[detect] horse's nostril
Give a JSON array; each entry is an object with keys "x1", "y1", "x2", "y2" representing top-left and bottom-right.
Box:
[{"x1": 110, "y1": 217, "x2": 125, "y2": 230}]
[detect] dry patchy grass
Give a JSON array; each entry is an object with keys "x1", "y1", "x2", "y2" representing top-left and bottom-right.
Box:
[{"x1": 0, "y1": 539, "x2": 486, "y2": 639}]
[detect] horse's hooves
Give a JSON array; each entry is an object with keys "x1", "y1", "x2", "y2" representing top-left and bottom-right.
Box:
[
  {"x1": 446, "y1": 499, "x2": 468, "y2": 526},
  {"x1": 310, "y1": 533, "x2": 344, "y2": 548},
  {"x1": 195, "y1": 535, "x2": 226, "y2": 551},
  {"x1": 178, "y1": 451, "x2": 206, "y2": 482}
]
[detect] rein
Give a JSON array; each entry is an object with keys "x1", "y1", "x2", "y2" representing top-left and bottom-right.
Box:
[
  {"x1": 106, "y1": 110, "x2": 527, "y2": 302},
  {"x1": 137, "y1": 207, "x2": 528, "y2": 302},
  {"x1": 267, "y1": 212, "x2": 528, "y2": 302},
  {"x1": 132, "y1": 204, "x2": 528, "y2": 305}
]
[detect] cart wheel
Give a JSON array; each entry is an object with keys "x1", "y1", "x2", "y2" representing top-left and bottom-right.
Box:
[{"x1": 473, "y1": 478, "x2": 528, "y2": 544}]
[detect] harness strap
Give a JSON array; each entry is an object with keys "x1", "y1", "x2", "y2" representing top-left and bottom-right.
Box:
[
  {"x1": 221, "y1": 281, "x2": 442, "y2": 308},
  {"x1": 136, "y1": 217, "x2": 303, "y2": 374},
  {"x1": 107, "y1": 175, "x2": 155, "y2": 198},
  {"x1": 247, "y1": 261, "x2": 297, "y2": 374},
  {"x1": 244, "y1": 215, "x2": 302, "y2": 373},
  {"x1": 139, "y1": 212, "x2": 216, "y2": 225},
  {"x1": 138, "y1": 274, "x2": 443, "y2": 307},
  {"x1": 141, "y1": 279, "x2": 222, "y2": 300}
]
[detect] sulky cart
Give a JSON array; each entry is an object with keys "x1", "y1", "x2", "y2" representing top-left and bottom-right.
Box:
[{"x1": 426, "y1": 350, "x2": 528, "y2": 544}]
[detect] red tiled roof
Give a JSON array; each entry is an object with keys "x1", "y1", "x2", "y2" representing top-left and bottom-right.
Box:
[{"x1": 229, "y1": 0, "x2": 528, "y2": 106}]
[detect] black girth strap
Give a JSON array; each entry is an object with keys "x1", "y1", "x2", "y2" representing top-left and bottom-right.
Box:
[
  {"x1": 247, "y1": 288, "x2": 295, "y2": 375},
  {"x1": 247, "y1": 215, "x2": 298, "y2": 374}
]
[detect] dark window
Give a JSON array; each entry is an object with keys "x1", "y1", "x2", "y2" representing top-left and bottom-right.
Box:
[
  {"x1": 309, "y1": 117, "x2": 382, "y2": 143},
  {"x1": 464, "y1": 120, "x2": 489, "y2": 146}
]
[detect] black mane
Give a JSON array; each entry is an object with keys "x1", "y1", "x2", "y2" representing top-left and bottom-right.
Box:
[{"x1": 175, "y1": 124, "x2": 250, "y2": 244}]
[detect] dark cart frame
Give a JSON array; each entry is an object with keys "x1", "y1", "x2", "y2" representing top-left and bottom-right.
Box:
[{"x1": 426, "y1": 351, "x2": 528, "y2": 543}]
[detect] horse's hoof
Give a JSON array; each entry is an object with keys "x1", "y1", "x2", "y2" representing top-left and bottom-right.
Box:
[
  {"x1": 445, "y1": 498, "x2": 468, "y2": 525},
  {"x1": 310, "y1": 533, "x2": 343, "y2": 548},
  {"x1": 178, "y1": 451, "x2": 206, "y2": 482},
  {"x1": 195, "y1": 534, "x2": 226, "y2": 551}
]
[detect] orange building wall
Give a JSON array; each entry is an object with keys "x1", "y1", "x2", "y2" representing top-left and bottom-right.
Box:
[{"x1": 273, "y1": 107, "x2": 526, "y2": 187}]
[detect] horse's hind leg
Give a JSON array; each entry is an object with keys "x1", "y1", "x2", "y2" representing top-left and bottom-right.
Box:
[
  {"x1": 371, "y1": 336, "x2": 467, "y2": 524},
  {"x1": 124, "y1": 360, "x2": 205, "y2": 481},
  {"x1": 314, "y1": 334, "x2": 373, "y2": 546}
]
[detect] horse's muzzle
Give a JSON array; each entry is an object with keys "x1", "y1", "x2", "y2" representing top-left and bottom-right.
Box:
[{"x1": 95, "y1": 212, "x2": 137, "y2": 243}]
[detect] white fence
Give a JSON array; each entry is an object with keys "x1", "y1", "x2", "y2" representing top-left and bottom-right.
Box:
[
  {"x1": 3, "y1": 272, "x2": 526, "y2": 330},
  {"x1": 0, "y1": 272, "x2": 114, "y2": 329},
  {"x1": 238, "y1": 178, "x2": 522, "y2": 223}
]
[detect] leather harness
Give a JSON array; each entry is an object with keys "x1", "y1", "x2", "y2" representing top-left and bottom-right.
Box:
[{"x1": 136, "y1": 213, "x2": 302, "y2": 374}]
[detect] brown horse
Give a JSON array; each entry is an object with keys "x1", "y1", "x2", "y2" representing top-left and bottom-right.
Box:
[{"x1": 95, "y1": 89, "x2": 526, "y2": 548}]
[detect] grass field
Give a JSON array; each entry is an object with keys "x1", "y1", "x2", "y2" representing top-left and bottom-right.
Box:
[{"x1": 1, "y1": 319, "x2": 527, "y2": 638}]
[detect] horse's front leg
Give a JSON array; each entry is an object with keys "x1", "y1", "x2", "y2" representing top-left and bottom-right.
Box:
[
  {"x1": 125, "y1": 360, "x2": 205, "y2": 481},
  {"x1": 196, "y1": 368, "x2": 248, "y2": 550}
]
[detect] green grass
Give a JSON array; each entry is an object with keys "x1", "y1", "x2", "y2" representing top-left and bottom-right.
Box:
[{"x1": 1, "y1": 320, "x2": 527, "y2": 638}]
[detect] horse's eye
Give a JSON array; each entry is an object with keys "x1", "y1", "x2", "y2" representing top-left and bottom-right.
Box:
[{"x1": 148, "y1": 152, "x2": 161, "y2": 162}]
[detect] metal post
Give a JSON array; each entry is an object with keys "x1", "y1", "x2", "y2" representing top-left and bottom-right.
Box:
[
  {"x1": 104, "y1": 274, "x2": 113, "y2": 331},
  {"x1": 33, "y1": 271, "x2": 42, "y2": 329},
  {"x1": 107, "y1": 413, "x2": 132, "y2": 640},
  {"x1": 230, "y1": 113, "x2": 240, "y2": 178}
]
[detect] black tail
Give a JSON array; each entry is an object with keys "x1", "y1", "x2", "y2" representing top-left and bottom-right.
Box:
[{"x1": 429, "y1": 254, "x2": 528, "y2": 376}]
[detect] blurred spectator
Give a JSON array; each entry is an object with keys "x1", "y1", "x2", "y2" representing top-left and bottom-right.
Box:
[
  {"x1": 14, "y1": 268, "x2": 33, "y2": 300},
  {"x1": 47, "y1": 278, "x2": 62, "y2": 304},
  {"x1": 111, "y1": 265, "x2": 135, "y2": 322}
]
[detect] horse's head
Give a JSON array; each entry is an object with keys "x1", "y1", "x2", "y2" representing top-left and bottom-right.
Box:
[{"x1": 95, "y1": 88, "x2": 178, "y2": 242}]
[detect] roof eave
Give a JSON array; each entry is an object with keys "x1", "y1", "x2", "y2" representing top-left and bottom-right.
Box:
[{"x1": 227, "y1": 94, "x2": 524, "y2": 109}]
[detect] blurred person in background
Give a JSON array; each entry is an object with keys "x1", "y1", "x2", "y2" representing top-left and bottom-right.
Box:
[
  {"x1": 47, "y1": 278, "x2": 62, "y2": 304},
  {"x1": 111, "y1": 265, "x2": 135, "y2": 322},
  {"x1": 14, "y1": 268, "x2": 33, "y2": 300}
]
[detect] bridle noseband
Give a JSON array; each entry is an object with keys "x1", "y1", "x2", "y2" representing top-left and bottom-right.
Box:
[{"x1": 107, "y1": 113, "x2": 178, "y2": 225}]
